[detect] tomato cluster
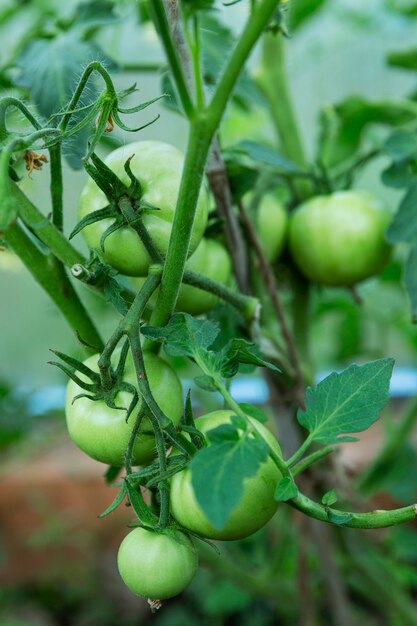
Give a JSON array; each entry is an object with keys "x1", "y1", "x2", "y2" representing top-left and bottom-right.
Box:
[{"x1": 65, "y1": 141, "x2": 394, "y2": 602}]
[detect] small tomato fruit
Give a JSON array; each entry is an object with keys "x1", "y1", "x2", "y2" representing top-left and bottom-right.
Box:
[
  {"x1": 77, "y1": 141, "x2": 209, "y2": 276},
  {"x1": 170, "y1": 410, "x2": 282, "y2": 540},
  {"x1": 65, "y1": 351, "x2": 183, "y2": 466},
  {"x1": 117, "y1": 527, "x2": 198, "y2": 599},
  {"x1": 289, "y1": 190, "x2": 392, "y2": 286}
]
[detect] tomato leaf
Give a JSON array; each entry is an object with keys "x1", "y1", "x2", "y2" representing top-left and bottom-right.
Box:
[
  {"x1": 141, "y1": 314, "x2": 278, "y2": 386},
  {"x1": 227, "y1": 140, "x2": 303, "y2": 174},
  {"x1": 190, "y1": 434, "x2": 269, "y2": 530},
  {"x1": 98, "y1": 483, "x2": 126, "y2": 518},
  {"x1": 238, "y1": 403, "x2": 268, "y2": 423},
  {"x1": 322, "y1": 489, "x2": 338, "y2": 506},
  {"x1": 387, "y1": 183, "x2": 417, "y2": 243},
  {"x1": 275, "y1": 477, "x2": 299, "y2": 502},
  {"x1": 297, "y1": 359, "x2": 394, "y2": 444}
]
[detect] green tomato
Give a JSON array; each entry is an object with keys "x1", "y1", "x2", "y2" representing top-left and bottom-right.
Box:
[
  {"x1": 65, "y1": 351, "x2": 183, "y2": 466},
  {"x1": 170, "y1": 410, "x2": 282, "y2": 540},
  {"x1": 131, "y1": 238, "x2": 232, "y2": 315},
  {"x1": 117, "y1": 527, "x2": 198, "y2": 599},
  {"x1": 77, "y1": 141, "x2": 209, "y2": 276},
  {"x1": 255, "y1": 194, "x2": 288, "y2": 262},
  {"x1": 289, "y1": 190, "x2": 392, "y2": 286}
]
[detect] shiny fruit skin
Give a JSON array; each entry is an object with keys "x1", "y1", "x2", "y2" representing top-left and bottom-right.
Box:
[
  {"x1": 117, "y1": 527, "x2": 198, "y2": 599},
  {"x1": 289, "y1": 190, "x2": 392, "y2": 286},
  {"x1": 65, "y1": 351, "x2": 183, "y2": 466}
]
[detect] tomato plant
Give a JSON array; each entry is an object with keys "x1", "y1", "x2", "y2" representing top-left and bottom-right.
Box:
[
  {"x1": 289, "y1": 191, "x2": 392, "y2": 286},
  {"x1": 65, "y1": 350, "x2": 183, "y2": 466},
  {"x1": 117, "y1": 527, "x2": 198, "y2": 599},
  {"x1": 77, "y1": 140, "x2": 209, "y2": 276},
  {"x1": 170, "y1": 410, "x2": 282, "y2": 540},
  {"x1": 2, "y1": 0, "x2": 417, "y2": 619}
]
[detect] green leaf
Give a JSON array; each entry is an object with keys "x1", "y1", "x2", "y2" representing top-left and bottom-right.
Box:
[
  {"x1": 297, "y1": 359, "x2": 394, "y2": 444},
  {"x1": 228, "y1": 140, "x2": 302, "y2": 174},
  {"x1": 384, "y1": 131, "x2": 417, "y2": 162},
  {"x1": 231, "y1": 413, "x2": 248, "y2": 430},
  {"x1": 322, "y1": 489, "x2": 338, "y2": 506},
  {"x1": 103, "y1": 464, "x2": 121, "y2": 484},
  {"x1": 220, "y1": 338, "x2": 280, "y2": 378},
  {"x1": 206, "y1": 424, "x2": 240, "y2": 443},
  {"x1": 141, "y1": 313, "x2": 220, "y2": 358},
  {"x1": 404, "y1": 242, "x2": 417, "y2": 321},
  {"x1": 318, "y1": 97, "x2": 416, "y2": 168},
  {"x1": 381, "y1": 161, "x2": 415, "y2": 189},
  {"x1": 387, "y1": 183, "x2": 417, "y2": 243},
  {"x1": 125, "y1": 479, "x2": 158, "y2": 527},
  {"x1": 190, "y1": 434, "x2": 269, "y2": 529},
  {"x1": 288, "y1": 0, "x2": 328, "y2": 31},
  {"x1": 194, "y1": 374, "x2": 218, "y2": 392},
  {"x1": 98, "y1": 483, "x2": 126, "y2": 517},
  {"x1": 275, "y1": 476, "x2": 299, "y2": 502},
  {"x1": 73, "y1": 1, "x2": 119, "y2": 31},
  {"x1": 387, "y1": 47, "x2": 417, "y2": 70},
  {"x1": 238, "y1": 403, "x2": 268, "y2": 424}
]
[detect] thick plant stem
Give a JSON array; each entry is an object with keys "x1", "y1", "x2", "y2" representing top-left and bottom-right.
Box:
[
  {"x1": 149, "y1": 0, "x2": 280, "y2": 330},
  {"x1": 255, "y1": 33, "x2": 306, "y2": 169},
  {"x1": 11, "y1": 182, "x2": 84, "y2": 267},
  {"x1": 6, "y1": 222, "x2": 103, "y2": 351},
  {"x1": 49, "y1": 144, "x2": 64, "y2": 231},
  {"x1": 149, "y1": 121, "x2": 213, "y2": 329}
]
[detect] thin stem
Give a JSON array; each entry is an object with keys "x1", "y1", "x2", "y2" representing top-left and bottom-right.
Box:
[
  {"x1": 5, "y1": 222, "x2": 103, "y2": 351},
  {"x1": 238, "y1": 199, "x2": 305, "y2": 400},
  {"x1": 287, "y1": 436, "x2": 314, "y2": 467},
  {"x1": 124, "y1": 405, "x2": 147, "y2": 475},
  {"x1": 149, "y1": 0, "x2": 195, "y2": 117},
  {"x1": 191, "y1": 14, "x2": 205, "y2": 109},
  {"x1": 292, "y1": 446, "x2": 334, "y2": 476},
  {"x1": 288, "y1": 492, "x2": 417, "y2": 529},
  {"x1": 128, "y1": 330, "x2": 169, "y2": 528},
  {"x1": 182, "y1": 269, "x2": 259, "y2": 321}
]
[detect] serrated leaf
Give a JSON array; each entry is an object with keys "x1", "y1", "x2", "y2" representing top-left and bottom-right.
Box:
[
  {"x1": 141, "y1": 313, "x2": 219, "y2": 358},
  {"x1": 322, "y1": 489, "x2": 338, "y2": 506},
  {"x1": 190, "y1": 436, "x2": 269, "y2": 529},
  {"x1": 298, "y1": 359, "x2": 394, "y2": 445},
  {"x1": 98, "y1": 484, "x2": 126, "y2": 517},
  {"x1": 221, "y1": 338, "x2": 280, "y2": 377},
  {"x1": 275, "y1": 477, "x2": 299, "y2": 502},
  {"x1": 239, "y1": 402, "x2": 268, "y2": 423},
  {"x1": 387, "y1": 183, "x2": 417, "y2": 243}
]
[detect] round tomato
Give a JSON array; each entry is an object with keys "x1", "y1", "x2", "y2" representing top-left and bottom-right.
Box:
[
  {"x1": 77, "y1": 141, "x2": 209, "y2": 276},
  {"x1": 117, "y1": 527, "x2": 198, "y2": 599},
  {"x1": 256, "y1": 193, "x2": 288, "y2": 262},
  {"x1": 65, "y1": 350, "x2": 183, "y2": 466},
  {"x1": 170, "y1": 410, "x2": 282, "y2": 540},
  {"x1": 131, "y1": 238, "x2": 232, "y2": 315},
  {"x1": 289, "y1": 190, "x2": 392, "y2": 286}
]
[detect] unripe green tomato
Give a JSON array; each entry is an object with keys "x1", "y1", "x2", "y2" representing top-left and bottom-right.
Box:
[
  {"x1": 255, "y1": 194, "x2": 288, "y2": 262},
  {"x1": 77, "y1": 141, "x2": 209, "y2": 276},
  {"x1": 170, "y1": 410, "x2": 282, "y2": 540},
  {"x1": 117, "y1": 527, "x2": 198, "y2": 599},
  {"x1": 131, "y1": 238, "x2": 232, "y2": 315},
  {"x1": 289, "y1": 190, "x2": 392, "y2": 286},
  {"x1": 65, "y1": 351, "x2": 183, "y2": 466}
]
